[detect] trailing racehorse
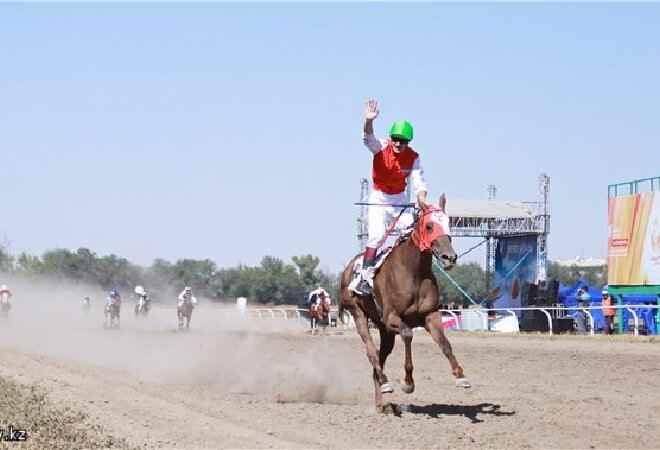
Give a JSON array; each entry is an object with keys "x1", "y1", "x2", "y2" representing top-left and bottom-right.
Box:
[
  {"x1": 177, "y1": 298, "x2": 194, "y2": 330},
  {"x1": 0, "y1": 287, "x2": 12, "y2": 320},
  {"x1": 0, "y1": 301, "x2": 10, "y2": 320},
  {"x1": 309, "y1": 296, "x2": 330, "y2": 334},
  {"x1": 134, "y1": 295, "x2": 150, "y2": 318},
  {"x1": 104, "y1": 301, "x2": 120, "y2": 329},
  {"x1": 339, "y1": 196, "x2": 471, "y2": 412}
]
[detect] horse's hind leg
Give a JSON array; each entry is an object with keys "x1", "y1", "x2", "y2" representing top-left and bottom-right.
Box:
[
  {"x1": 425, "y1": 311, "x2": 471, "y2": 388},
  {"x1": 351, "y1": 306, "x2": 388, "y2": 411},
  {"x1": 401, "y1": 330, "x2": 415, "y2": 394},
  {"x1": 377, "y1": 326, "x2": 395, "y2": 394}
]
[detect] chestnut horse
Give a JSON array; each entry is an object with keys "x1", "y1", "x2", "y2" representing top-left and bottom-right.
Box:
[
  {"x1": 104, "y1": 299, "x2": 121, "y2": 329},
  {"x1": 309, "y1": 295, "x2": 330, "y2": 334},
  {"x1": 178, "y1": 299, "x2": 194, "y2": 330},
  {"x1": 339, "y1": 196, "x2": 470, "y2": 412}
]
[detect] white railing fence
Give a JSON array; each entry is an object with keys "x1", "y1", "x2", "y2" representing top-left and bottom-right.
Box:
[
  {"x1": 440, "y1": 305, "x2": 660, "y2": 336},
  {"x1": 234, "y1": 307, "x2": 355, "y2": 330},
  {"x1": 229, "y1": 305, "x2": 658, "y2": 337}
]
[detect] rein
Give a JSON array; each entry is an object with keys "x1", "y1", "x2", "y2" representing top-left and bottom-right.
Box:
[
  {"x1": 433, "y1": 258, "x2": 479, "y2": 306},
  {"x1": 374, "y1": 206, "x2": 412, "y2": 249}
]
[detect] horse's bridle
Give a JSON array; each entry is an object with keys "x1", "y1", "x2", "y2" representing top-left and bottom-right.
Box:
[{"x1": 411, "y1": 206, "x2": 451, "y2": 254}]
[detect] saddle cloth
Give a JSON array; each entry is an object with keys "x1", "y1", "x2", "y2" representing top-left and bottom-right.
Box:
[{"x1": 351, "y1": 227, "x2": 414, "y2": 277}]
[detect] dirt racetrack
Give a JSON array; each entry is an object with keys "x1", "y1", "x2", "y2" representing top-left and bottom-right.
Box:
[{"x1": 1, "y1": 297, "x2": 659, "y2": 449}]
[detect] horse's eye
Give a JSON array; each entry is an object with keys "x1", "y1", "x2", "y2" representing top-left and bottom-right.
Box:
[{"x1": 426, "y1": 223, "x2": 433, "y2": 232}]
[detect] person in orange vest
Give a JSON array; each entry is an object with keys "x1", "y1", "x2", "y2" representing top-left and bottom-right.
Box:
[
  {"x1": 349, "y1": 99, "x2": 431, "y2": 296},
  {"x1": 601, "y1": 286, "x2": 615, "y2": 335}
]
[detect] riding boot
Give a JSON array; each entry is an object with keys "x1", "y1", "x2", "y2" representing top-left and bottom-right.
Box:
[{"x1": 355, "y1": 247, "x2": 377, "y2": 296}]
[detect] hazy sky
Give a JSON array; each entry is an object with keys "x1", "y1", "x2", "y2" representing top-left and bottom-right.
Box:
[{"x1": 2, "y1": 3, "x2": 659, "y2": 272}]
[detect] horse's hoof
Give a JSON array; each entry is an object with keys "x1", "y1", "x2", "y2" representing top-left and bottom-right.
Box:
[
  {"x1": 380, "y1": 402, "x2": 402, "y2": 416},
  {"x1": 380, "y1": 383, "x2": 394, "y2": 394},
  {"x1": 400, "y1": 382, "x2": 415, "y2": 394},
  {"x1": 455, "y1": 377, "x2": 471, "y2": 388}
]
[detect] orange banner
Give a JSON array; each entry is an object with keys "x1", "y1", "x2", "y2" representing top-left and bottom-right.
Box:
[{"x1": 608, "y1": 192, "x2": 660, "y2": 285}]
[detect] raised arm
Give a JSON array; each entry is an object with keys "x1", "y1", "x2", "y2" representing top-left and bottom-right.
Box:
[
  {"x1": 363, "y1": 99, "x2": 384, "y2": 154},
  {"x1": 364, "y1": 99, "x2": 378, "y2": 134}
]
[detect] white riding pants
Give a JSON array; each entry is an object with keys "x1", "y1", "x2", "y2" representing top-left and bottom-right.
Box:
[{"x1": 367, "y1": 190, "x2": 414, "y2": 248}]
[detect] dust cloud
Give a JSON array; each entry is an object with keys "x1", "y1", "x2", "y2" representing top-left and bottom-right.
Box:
[{"x1": 0, "y1": 273, "x2": 360, "y2": 405}]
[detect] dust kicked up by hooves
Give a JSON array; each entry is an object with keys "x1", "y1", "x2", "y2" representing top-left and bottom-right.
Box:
[{"x1": 0, "y1": 274, "x2": 360, "y2": 406}]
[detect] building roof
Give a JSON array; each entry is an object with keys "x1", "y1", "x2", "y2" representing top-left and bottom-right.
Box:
[{"x1": 448, "y1": 199, "x2": 539, "y2": 219}]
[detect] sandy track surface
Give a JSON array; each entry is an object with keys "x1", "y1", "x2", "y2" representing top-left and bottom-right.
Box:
[{"x1": 1, "y1": 302, "x2": 659, "y2": 449}]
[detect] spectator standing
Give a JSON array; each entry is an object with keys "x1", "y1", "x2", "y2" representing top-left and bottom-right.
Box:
[{"x1": 601, "y1": 287, "x2": 615, "y2": 335}]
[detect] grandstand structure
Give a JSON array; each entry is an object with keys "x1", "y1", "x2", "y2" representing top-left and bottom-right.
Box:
[{"x1": 357, "y1": 174, "x2": 551, "y2": 292}]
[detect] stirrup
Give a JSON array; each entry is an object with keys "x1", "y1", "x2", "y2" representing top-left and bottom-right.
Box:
[{"x1": 355, "y1": 279, "x2": 373, "y2": 296}]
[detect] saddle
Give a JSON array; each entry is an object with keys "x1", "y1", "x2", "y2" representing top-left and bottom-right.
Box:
[
  {"x1": 352, "y1": 227, "x2": 414, "y2": 277},
  {"x1": 351, "y1": 227, "x2": 414, "y2": 319}
]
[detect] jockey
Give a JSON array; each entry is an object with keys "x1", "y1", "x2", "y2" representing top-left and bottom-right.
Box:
[
  {"x1": 307, "y1": 286, "x2": 329, "y2": 306},
  {"x1": 106, "y1": 288, "x2": 121, "y2": 308},
  {"x1": 0, "y1": 284, "x2": 13, "y2": 304},
  {"x1": 134, "y1": 285, "x2": 150, "y2": 307},
  {"x1": 349, "y1": 99, "x2": 430, "y2": 296},
  {"x1": 319, "y1": 289, "x2": 331, "y2": 307},
  {"x1": 178, "y1": 286, "x2": 198, "y2": 308}
]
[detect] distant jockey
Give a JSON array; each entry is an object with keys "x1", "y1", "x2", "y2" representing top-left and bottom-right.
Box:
[
  {"x1": 0, "y1": 284, "x2": 13, "y2": 305},
  {"x1": 106, "y1": 288, "x2": 121, "y2": 308},
  {"x1": 178, "y1": 286, "x2": 198, "y2": 308},
  {"x1": 134, "y1": 285, "x2": 151, "y2": 310},
  {"x1": 349, "y1": 99, "x2": 430, "y2": 296},
  {"x1": 308, "y1": 286, "x2": 330, "y2": 306}
]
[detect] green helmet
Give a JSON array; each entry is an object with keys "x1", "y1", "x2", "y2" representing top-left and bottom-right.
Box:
[{"x1": 389, "y1": 120, "x2": 413, "y2": 141}]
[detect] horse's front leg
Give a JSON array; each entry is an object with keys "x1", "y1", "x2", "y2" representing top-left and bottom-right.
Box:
[
  {"x1": 401, "y1": 330, "x2": 415, "y2": 394},
  {"x1": 350, "y1": 306, "x2": 388, "y2": 411},
  {"x1": 425, "y1": 311, "x2": 471, "y2": 388},
  {"x1": 377, "y1": 326, "x2": 395, "y2": 394}
]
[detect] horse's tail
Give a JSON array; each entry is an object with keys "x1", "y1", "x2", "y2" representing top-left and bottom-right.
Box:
[
  {"x1": 337, "y1": 256, "x2": 356, "y2": 325},
  {"x1": 337, "y1": 275, "x2": 347, "y2": 324},
  {"x1": 337, "y1": 300, "x2": 345, "y2": 324}
]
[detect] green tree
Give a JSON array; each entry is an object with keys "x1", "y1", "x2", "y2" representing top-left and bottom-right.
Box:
[
  {"x1": 2, "y1": 242, "x2": 339, "y2": 307},
  {"x1": 0, "y1": 244, "x2": 15, "y2": 272},
  {"x1": 41, "y1": 249, "x2": 81, "y2": 279},
  {"x1": 292, "y1": 254, "x2": 321, "y2": 291},
  {"x1": 171, "y1": 258, "x2": 217, "y2": 294},
  {"x1": 433, "y1": 262, "x2": 487, "y2": 306},
  {"x1": 546, "y1": 261, "x2": 607, "y2": 287},
  {"x1": 252, "y1": 256, "x2": 305, "y2": 305},
  {"x1": 15, "y1": 253, "x2": 43, "y2": 273},
  {"x1": 94, "y1": 254, "x2": 139, "y2": 290}
]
